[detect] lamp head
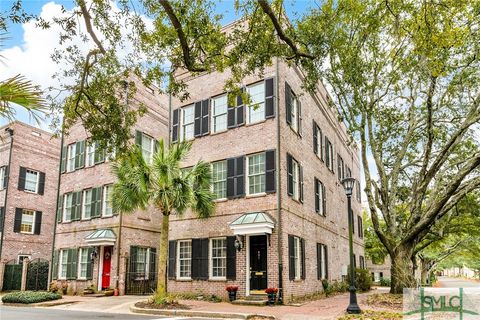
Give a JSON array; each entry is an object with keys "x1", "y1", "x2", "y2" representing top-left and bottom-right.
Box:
[{"x1": 341, "y1": 177, "x2": 356, "y2": 196}]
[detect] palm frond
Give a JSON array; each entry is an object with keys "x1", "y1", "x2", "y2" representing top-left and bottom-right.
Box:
[{"x1": 0, "y1": 74, "x2": 47, "y2": 119}]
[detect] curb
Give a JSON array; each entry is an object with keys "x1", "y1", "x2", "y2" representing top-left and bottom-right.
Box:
[
  {"x1": 130, "y1": 305, "x2": 276, "y2": 319},
  {"x1": 2, "y1": 300, "x2": 80, "y2": 307}
]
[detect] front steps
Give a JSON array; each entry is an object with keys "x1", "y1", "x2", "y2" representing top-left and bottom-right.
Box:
[{"x1": 232, "y1": 294, "x2": 268, "y2": 306}]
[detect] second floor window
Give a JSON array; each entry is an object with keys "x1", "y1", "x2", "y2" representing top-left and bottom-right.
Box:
[
  {"x1": 83, "y1": 189, "x2": 93, "y2": 219},
  {"x1": 182, "y1": 105, "x2": 195, "y2": 140},
  {"x1": 212, "y1": 95, "x2": 228, "y2": 133},
  {"x1": 0, "y1": 166, "x2": 6, "y2": 190},
  {"x1": 24, "y1": 169, "x2": 39, "y2": 193},
  {"x1": 337, "y1": 156, "x2": 344, "y2": 181},
  {"x1": 287, "y1": 154, "x2": 303, "y2": 202},
  {"x1": 315, "y1": 178, "x2": 326, "y2": 216},
  {"x1": 67, "y1": 143, "x2": 76, "y2": 172},
  {"x1": 246, "y1": 82, "x2": 265, "y2": 124},
  {"x1": 20, "y1": 209, "x2": 35, "y2": 234},
  {"x1": 247, "y1": 153, "x2": 266, "y2": 195},
  {"x1": 86, "y1": 142, "x2": 96, "y2": 167},
  {"x1": 325, "y1": 138, "x2": 334, "y2": 171},
  {"x1": 141, "y1": 134, "x2": 155, "y2": 163},
  {"x1": 212, "y1": 161, "x2": 227, "y2": 199},
  {"x1": 103, "y1": 185, "x2": 113, "y2": 217}
]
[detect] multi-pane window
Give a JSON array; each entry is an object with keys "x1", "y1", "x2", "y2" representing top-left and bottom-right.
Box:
[
  {"x1": 18, "y1": 255, "x2": 31, "y2": 264},
  {"x1": 359, "y1": 255, "x2": 365, "y2": 269},
  {"x1": 134, "y1": 247, "x2": 149, "y2": 279},
  {"x1": 358, "y1": 216, "x2": 364, "y2": 238},
  {"x1": 182, "y1": 105, "x2": 195, "y2": 140},
  {"x1": 141, "y1": 134, "x2": 155, "y2": 163},
  {"x1": 292, "y1": 159, "x2": 300, "y2": 200},
  {"x1": 66, "y1": 143, "x2": 76, "y2": 172},
  {"x1": 86, "y1": 142, "x2": 96, "y2": 167},
  {"x1": 63, "y1": 193, "x2": 74, "y2": 221},
  {"x1": 20, "y1": 209, "x2": 35, "y2": 234},
  {"x1": 102, "y1": 185, "x2": 113, "y2": 217},
  {"x1": 212, "y1": 161, "x2": 227, "y2": 199},
  {"x1": 212, "y1": 95, "x2": 228, "y2": 133},
  {"x1": 210, "y1": 238, "x2": 227, "y2": 279},
  {"x1": 60, "y1": 249, "x2": 69, "y2": 279},
  {"x1": 78, "y1": 248, "x2": 89, "y2": 279},
  {"x1": 82, "y1": 189, "x2": 93, "y2": 219},
  {"x1": 337, "y1": 156, "x2": 344, "y2": 181},
  {"x1": 246, "y1": 82, "x2": 265, "y2": 124},
  {"x1": 315, "y1": 178, "x2": 326, "y2": 216},
  {"x1": 290, "y1": 94, "x2": 300, "y2": 133},
  {"x1": 24, "y1": 169, "x2": 39, "y2": 193},
  {"x1": 177, "y1": 240, "x2": 192, "y2": 279},
  {"x1": 325, "y1": 138, "x2": 334, "y2": 171},
  {"x1": 318, "y1": 243, "x2": 328, "y2": 279},
  {"x1": 314, "y1": 123, "x2": 322, "y2": 158},
  {"x1": 247, "y1": 153, "x2": 266, "y2": 195},
  {"x1": 0, "y1": 166, "x2": 5, "y2": 190},
  {"x1": 293, "y1": 236, "x2": 301, "y2": 280}
]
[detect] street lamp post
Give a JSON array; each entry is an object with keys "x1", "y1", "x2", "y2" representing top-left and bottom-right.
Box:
[{"x1": 341, "y1": 177, "x2": 361, "y2": 314}]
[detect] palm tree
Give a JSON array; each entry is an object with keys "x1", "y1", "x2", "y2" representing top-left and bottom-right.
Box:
[{"x1": 111, "y1": 139, "x2": 215, "y2": 300}]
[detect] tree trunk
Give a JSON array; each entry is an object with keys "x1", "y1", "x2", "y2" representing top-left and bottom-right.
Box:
[
  {"x1": 155, "y1": 213, "x2": 170, "y2": 299},
  {"x1": 390, "y1": 245, "x2": 417, "y2": 294}
]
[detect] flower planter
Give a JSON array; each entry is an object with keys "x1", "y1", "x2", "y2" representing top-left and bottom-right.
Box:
[
  {"x1": 228, "y1": 291, "x2": 237, "y2": 302},
  {"x1": 267, "y1": 293, "x2": 276, "y2": 305}
]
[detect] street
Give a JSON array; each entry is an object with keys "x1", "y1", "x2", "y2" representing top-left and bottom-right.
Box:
[
  {"x1": 0, "y1": 306, "x2": 217, "y2": 320},
  {"x1": 437, "y1": 276, "x2": 480, "y2": 288}
]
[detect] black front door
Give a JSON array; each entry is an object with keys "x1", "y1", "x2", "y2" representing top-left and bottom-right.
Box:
[{"x1": 249, "y1": 235, "x2": 267, "y2": 291}]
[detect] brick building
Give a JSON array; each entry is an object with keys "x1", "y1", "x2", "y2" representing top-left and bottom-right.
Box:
[
  {"x1": 166, "y1": 58, "x2": 365, "y2": 302},
  {"x1": 0, "y1": 121, "x2": 60, "y2": 290},
  {"x1": 51, "y1": 82, "x2": 169, "y2": 295}
]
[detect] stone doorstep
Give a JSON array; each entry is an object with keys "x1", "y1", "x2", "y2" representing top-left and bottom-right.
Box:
[
  {"x1": 231, "y1": 299, "x2": 267, "y2": 306},
  {"x1": 130, "y1": 304, "x2": 275, "y2": 320}
]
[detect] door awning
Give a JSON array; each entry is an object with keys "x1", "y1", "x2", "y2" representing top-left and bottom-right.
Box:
[
  {"x1": 85, "y1": 229, "x2": 116, "y2": 246},
  {"x1": 229, "y1": 212, "x2": 275, "y2": 235}
]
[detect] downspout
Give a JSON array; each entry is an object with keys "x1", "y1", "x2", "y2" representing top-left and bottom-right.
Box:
[
  {"x1": 0, "y1": 127, "x2": 14, "y2": 261},
  {"x1": 49, "y1": 130, "x2": 64, "y2": 281},
  {"x1": 115, "y1": 81, "x2": 129, "y2": 291},
  {"x1": 275, "y1": 57, "x2": 284, "y2": 303}
]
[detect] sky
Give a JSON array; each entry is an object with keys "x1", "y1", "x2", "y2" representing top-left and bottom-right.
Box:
[{"x1": 0, "y1": 0, "x2": 315, "y2": 130}]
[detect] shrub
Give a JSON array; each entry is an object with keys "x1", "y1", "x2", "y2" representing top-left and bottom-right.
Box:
[
  {"x1": 323, "y1": 280, "x2": 349, "y2": 296},
  {"x1": 355, "y1": 268, "x2": 372, "y2": 292},
  {"x1": 2, "y1": 291, "x2": 62, "y2": 304},
  {"x1": 49, "y1": 282, "x2": 59, "y2": 293},
  {"x1": 380, "y1": 277, "x2": 391, "y2": 287}
]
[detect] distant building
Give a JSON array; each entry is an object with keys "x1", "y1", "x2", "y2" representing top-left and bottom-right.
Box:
[
  {"x1": 367, "y1": 256, "x2": 392, "y2": 283},
  {"x1": 0, "y1": 121, "x2": 60, "y2": 290}
]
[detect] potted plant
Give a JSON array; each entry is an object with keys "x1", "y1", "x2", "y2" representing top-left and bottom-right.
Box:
[
  {"x1": 226, "y1": 285, "x2": 239, "y2": 302},
  {"x1": 265, "y1": 287, "x2": 278, "y2": 305},
  {"x1": 61, "y1": 282, "x2": 68, "y2": 295}
]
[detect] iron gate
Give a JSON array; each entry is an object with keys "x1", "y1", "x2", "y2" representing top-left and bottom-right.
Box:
[
  {"x1": 2, "y1": 260, "x2": 21, "y2": 291},
  {"x1": 125, "y1": 247, "x2": 157, "y2": 295},
  {"x1": 26, "y1": 258, "x2": 49, "y2": 291}
]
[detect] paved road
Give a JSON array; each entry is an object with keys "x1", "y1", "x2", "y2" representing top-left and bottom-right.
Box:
[
  {"x1": 0, "y1": 306, "x2": 217, "y2": 320},
  {"x1": 437, "y1": 276, "x2": 480, "y2": 288}
]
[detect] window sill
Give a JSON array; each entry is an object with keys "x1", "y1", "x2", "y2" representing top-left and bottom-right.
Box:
[
  {"x1": 23, "y1": 190, "x2": 39, "y2": 195},
  {"x1": 213, "y1": 198, "x2": 228, "y2": 203},
  {"x1": 19, "y1": 231, "x2": 34, "y2": 235},
  {"x1": 209, "y1": 278, "x2": 227, "y2": 282},
  {"x1": 176, "y1": 278, "x2": 192, "y2": 282},
  {"x1": 246, "y1": 193, "x2": 266, "y2": 199},
  {"x1": 210, "y1": 129, "x2": 228, "y2": 136},
  {"x1": 245, "y1": 119, "x2": 266, "y2": 127}
]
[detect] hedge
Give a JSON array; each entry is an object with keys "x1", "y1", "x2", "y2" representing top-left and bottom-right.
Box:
[{"x1": 1, "y1": 291, "x2": 62, "y2": 304}]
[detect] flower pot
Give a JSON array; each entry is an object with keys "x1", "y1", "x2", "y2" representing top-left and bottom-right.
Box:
[
  {"x1": 267, "y1": 293, "x2": 276, "y2": 305},
  {"x1": 228, "y1": 291, "x2": 237, "y2": 302}
]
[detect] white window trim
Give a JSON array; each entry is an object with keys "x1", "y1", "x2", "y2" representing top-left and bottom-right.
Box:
[
  {"x1": 134, "y1": 247, "x2": 151, "y2": 280},
  {"x1": 77, "y1": 248, "x2": 89, "y2": 280},
  {"x1": 66, "y1": 143, "x2": 76, "y2": 172},
  {"x1": 209, "y1": 237, "x2": 227, "y2": 280},
  {"x1": 177, "y1": 240, "x2": 192, "y2": 280},
  {"x1": 246, "y1": 153, "x2": 266, "y2": 196},
  {"x1": 211, "y1": 161, "x2": 227, "y2": 201},
  {"x1": 317, "y1": 180, "x2": 325, "y2": 216},
  {"x1": 290, "y1": 94, "x2": 299, "y2": 132},
  {"x1": 63, "y1": 193, "x2": 73, "y2": 222},
  {"x1": 294, "y1": 237, "x2": 301, "y2": 280},
  {"x1": 181, "y1": 105, "x2": 195, "y2": 141},
  {"x1": 320, "y1": 244, "x2": 327, "y2": 279},
  {"x1": 24, "y1": 169, "x2": 39, "y2": 194},
  {"x1": 140, "y1": 133, "x2": 155, "y2": 164},
  {"x1": 292, "y1": 159, "x2": 300, "y2": 201},
  {"x1": 246, "y1": 82, "x2": 266, "y2": 125},
  {"x1": 0, "y1": 166, "x2": 6, "y2": 190},
  {"x1": 102, "y1": 185, "x2": 113, "y2": 217},
  {"x1": 212, "y1": 94, "x2": 228, "y2": 133},
  {"x1": 59, "y1": 249, "x2": 68, "y2": 280},
  {"x1": 82, "y1": 189, "x2": 92, "y2": 220},
  {"x1": 20, "y1": 209, "x2": 35, "y2": 234},
  {"x1": 86, "y1": 142, "x2": 96, "y2": 167},
  {"x1": 17, "y1": 255, "x2": 31, "y2": 264}
]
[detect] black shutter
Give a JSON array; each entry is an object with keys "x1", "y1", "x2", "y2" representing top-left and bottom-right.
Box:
[
  {"x1": 297, "y1": 99, "x2": 302, "y2": 135},
  {"x1": 227, "y1": 93, "x2": 236, "y2": 128},
  {"x1": 192, "y1": 238, "x2": 208, "y2": 280},
  {"x1": 77, "y1": 140, "x2": 86, "y2": 169},
  {"x1": 226, "y1": 158, "x2": 235, "y2": 199},
  {"x1": 285, "y1": 82, "x2": 292, "y2": 125},
  {"x1": 322, "y1": 184, "x2": 327, "y2": 216},
  {"x1": 72, "y1": 191, "x2": 82, "y2": 221},
  {"x1": 325, "y1": 245, "x2": 328, "y2": 279},
  {"x1": 149, "y1": 248, "x2": 157, "y2": 279},
  {"x1": 299, "y1": 164, "x2": 304, "y2": 203},
  {"x1": 265, "y1": 150, "x2": 276, "y2": 193},
  {"x1": 135, "y1": 130, "x2": 142, "y2": 146},
  {"x1": 194, "y1": 101, "x2": 202, "y2": 137},
  {"x1": 13, "y1": 208, "x2": 22, "y2": 232},
  {"x1": 313, "y1": 122, "x2": 318, "y2": 155},
  {"x1": 300, "y1": 238, "x2": 306, "y2": 280},
  {"x1": 236, "y1": 89, "x2": 245, "y2": 126},
  {"x1": 325, "y1": 137, "x2": 330, "y2": 168},
  {"x1": 172, "y1": 109, "x2": 179, "y2": 143},
  {"x1": 287, "y1": 154, "x2": 293, "y2": 196},
  {"x1": 86, "y1": 248, "x2": 94, "y2": 279},
  {"x1": 130, "y1": 246, "x2": 138, "y2": 273},
  {"x1": 3, "y1": 165, "x2": 8, "y2": 189},
  {"x1": 317, "y1": 243, "x2": 321, "y2": 280},
  {"x1": 314, "y1": 178, "x2": 319, "y2": 213},
  {"x1": 288, "y1": 235, "x2": 295, "y2": 280},
  {"x1": 68, "y1": 248, "x2": 78, "y2": 280},
  {"x1": 60, "y1": 146, "x2": 67, "y2": 173},
  {"x1": 235, "y1": 156, "x2": 245, "y2": 197},
  {"x1": 168, "y1": 240, "x2": 176, "y2": 279},
  {"x1": 265, "y1": 78, "x2": 275, "y2": 118},
  {"x1": 38, "y1": 171, "x2": 45, "y2": 195},
  {"x1": 201, "y1": 99, "x2": 210, "y2": 135},
  {"x1": 34, "y1": 211, "x2": 42, "y2": 235},
  {"x1": 18, "y1": 166, "x2": 26, "y2": 191},
  {"x1": 52, "y1": 250, "x2": 59, "y2": 280},
  {"x1": 226, "y1": 236, "x2": 236, "y2": 280}
]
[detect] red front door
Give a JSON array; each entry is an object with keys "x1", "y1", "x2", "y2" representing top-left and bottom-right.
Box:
[{"x1": 102, "y1": 247, "x2": 112, "y2": 289}]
